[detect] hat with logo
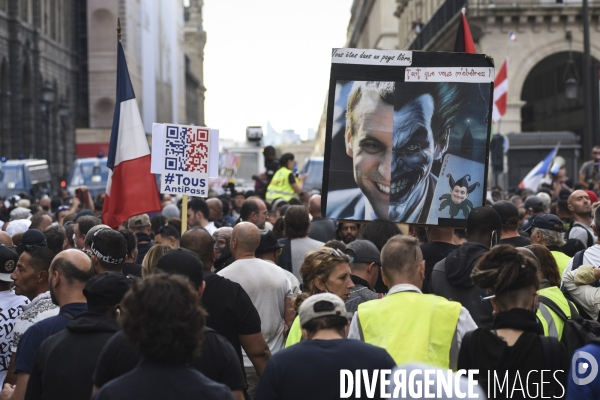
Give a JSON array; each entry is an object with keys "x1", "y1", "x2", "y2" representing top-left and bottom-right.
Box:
[
  {"x1": 0, "y1": 244, "x2": 18, "y2": 282},
  {"x1": 525, "y1": 213, "x2": 564, "y2": 233},
  {"x1": 256, "y1": 230, "x2": 283, "y2": 255},
  {"x1": 491, "y1": 201, "x2": 520, "y2": 226},
  {"x1": 299, "y1": 293, "x2": 352, "y2": 327},
  {"x1": 83, "y1": 272, "x2": 132, "y2": 307},
  {"x1": 128, "y1": 214, "x2": 151, "y2": 228},
  {"x1": 344, "y1": 240, "x2": 380, "y2": 265}
]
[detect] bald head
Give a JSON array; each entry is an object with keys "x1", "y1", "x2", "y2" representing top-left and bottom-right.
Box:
[
  {"x1": 181, "y1": 227, "x2": 215, "y2": 270},
  {"x1": 381, "y1": 235, "x2": 423, "y2": 286},
  {"x1": 0, "y1": 231, "x2": 13, "y2": 247},
  {"x1": 231, "y1": 222, "x2": 261, "y2": 255},
  {"x1": 206, "y1": 198, "x2": 223, "y2": 222},
  {"x1": 308, "y1": 195, "x2": 321, "y2": 217}
]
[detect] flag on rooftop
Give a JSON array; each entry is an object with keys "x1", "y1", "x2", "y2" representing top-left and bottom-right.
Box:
[
  {"x1": 102, "y1": 40, "x2": 162, "y2": 229},
  {"x1": 509, "y1": 31, "x2": 517, "y2": 42}
]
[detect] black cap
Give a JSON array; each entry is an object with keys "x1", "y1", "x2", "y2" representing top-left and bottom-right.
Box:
[
  {"x1": 256, "y1": 230, "x2": 283, "y2": 255},
  {"x1": 157, "y1": 225, "x2": 180, "y2": 240},
  {"x1": 0, "y1": 245, "x2": 18, "y2": 282},
  {"x1": 345, "y1": 240, "x2": 380, "y2": 265},
  {"x1": 83, "y1": 272, "x2": 132, "y2": 307},
  {"x1": 19, "y1": 229, "x2": 48, "y2": 253},
  {"x1": 523, "y1": 195, "x2": 545, "y2": 213},
  {"x1": 526, "y1": 214, "x2": 564, "y2": 233},
  {"x1": 156, "y1": 248, "x2": 204, "y2": 289},
  {"x1": 492, "y1": 201, "x2": 520, "y2": 225}
]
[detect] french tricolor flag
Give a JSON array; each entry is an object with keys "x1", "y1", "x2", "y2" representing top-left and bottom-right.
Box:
[
  {"x1": 518, "y1": 144, "x2": 560, "y2": 191},
  {"x1": 102, "y1": 42, "x2": 161, "y2": 228}
]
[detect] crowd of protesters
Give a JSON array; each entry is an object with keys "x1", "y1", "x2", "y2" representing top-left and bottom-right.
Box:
[{"x1": 0, "y1": 149, "x2": 600, "y2": 399}]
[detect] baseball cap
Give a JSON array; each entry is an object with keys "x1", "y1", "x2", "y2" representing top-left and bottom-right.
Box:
[
  {"x1": 256, "y1": 230, "x2": 283, "y2": 255},
  {"x1": 83, "y1": 272, "x2": 132, "y2": 307},
  {"x1": 128, "y1": 214, "x2": 151, "y2": 228},
  {"x1": 299, "y1": 293, "x2": 352, "y2": 327},
  {"x1": 523, "y1": 195, "x2": 545, "y2": 213},
  {"x1": 0, "y1": 245, "x2": 18, "y2": 282},
  {"x1": 491, "y1": 201, "x2": 519, "y2": 225},
  {"x1": 156, "y1": 248, "x2": 204, "y2": 289},
  {"x1": 344, "y1": 240, "x2": 380, "y2": 265},
  {"x1": 10, "y1": 207, "x2": 31, "y2": 221},
  {"x1": 19, "y1": 229, "x2": 48, "y2": 253},
  {"x1": 586, "y1": 190, "x2": 599, "y2": 204},
  {"x1": 525, "y1": 214, "x2": 564, "y2": 233}
]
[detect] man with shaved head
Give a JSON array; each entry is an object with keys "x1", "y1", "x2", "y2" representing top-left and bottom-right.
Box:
[
  {"x1": 307, "y1": 195, "x2": 336, "y2": 243},
  {"x1": 0, "y1": 232, "x2": 13, "y2": 247},
  {"x1": 218, "y1": 222, "x2": 293, "y2": 398},
  {"x1": 3, "y1": 249, "x2": 93, "y2": 400},
  {"x1": 181, "y1": 227, "x2": 272, "y2": 385},
  {"x1": 567, "y1": 189, "x2": 596, "y2": 248},
  {"x1": 206, "y1": 198, "x2": 224, "y2": 227}
]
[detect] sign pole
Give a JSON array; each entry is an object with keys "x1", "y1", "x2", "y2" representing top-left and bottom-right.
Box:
[{"x1": 181, "y1": 195, "x2": 188, "y2": 237}]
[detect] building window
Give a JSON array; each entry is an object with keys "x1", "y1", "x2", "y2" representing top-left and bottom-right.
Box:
[
  {"x1": 50, "y1": 0, "x2": 56, "y2": 39},
  {"x1": 20, "y1": 0, "x2": 28, "y2": 22}
]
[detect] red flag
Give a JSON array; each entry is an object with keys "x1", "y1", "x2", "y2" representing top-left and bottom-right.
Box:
[
  {"x1": 454, "y1": 8, "x2": 476, "y2": 53},
  {"x1": 492, "y1": 58, "x2": 508, "y2": 123},
  {"x1": 102, "y1": 42, "x2": 162, "y2": 228}
]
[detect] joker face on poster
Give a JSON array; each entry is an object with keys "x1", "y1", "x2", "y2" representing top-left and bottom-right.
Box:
[{"x1": 322, "y1": 50, "x2": 494, "y2": 227}]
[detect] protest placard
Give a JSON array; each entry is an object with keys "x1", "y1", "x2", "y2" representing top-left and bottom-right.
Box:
[{"x1": 322, "y1": 49, "x2": 494, "y2": 227}]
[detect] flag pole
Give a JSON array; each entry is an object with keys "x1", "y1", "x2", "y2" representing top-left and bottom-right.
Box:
[
  {"x1": 181, "y1": 196, "x2": 188, "y2": 237},
  {"x1": 117, "y1": 17, "x2": 121, "y2": 41}
]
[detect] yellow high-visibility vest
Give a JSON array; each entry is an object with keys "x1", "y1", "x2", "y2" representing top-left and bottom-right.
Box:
[
  {"x1": 358, "y1": 291, "x2": 461, "y2": 368},
  {"x1": 537, "y1": 286, "x2": 572, "y2": 340},
  {"x1": 266, "y1": 167, "x2": 298, "y2": 202},
  {"x1": 551, "y1": 251, "x2": 571, "y2": 278}
]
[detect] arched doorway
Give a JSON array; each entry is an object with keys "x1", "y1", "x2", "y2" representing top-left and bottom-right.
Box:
[{"x1": 521, "y1": 51, "x2": 599, "y2": 137}]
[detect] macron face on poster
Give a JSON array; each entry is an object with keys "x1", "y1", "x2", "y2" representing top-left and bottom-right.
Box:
[
  {"x1": 322, "y1": 48, "x2": 495, "y2": 227},
  {"x1": 151, "y1": 123, "x2": 220, "y2": 197}
]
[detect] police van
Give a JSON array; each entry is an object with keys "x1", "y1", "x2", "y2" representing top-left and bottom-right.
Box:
[
  {"x1": 66, "y1": 157, "x2": 109, "y2": 198},
  {"x1": 0, "y1": 159, "x2": 52, "y2": 200}
]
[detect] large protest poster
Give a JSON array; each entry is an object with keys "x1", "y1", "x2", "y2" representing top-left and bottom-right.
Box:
[
  {"x1": 322, "y1": 50, "x2": 494, "y2": 227},
  {"x1": 209, "y1": 153, "x2": 242, "y2": 192}
]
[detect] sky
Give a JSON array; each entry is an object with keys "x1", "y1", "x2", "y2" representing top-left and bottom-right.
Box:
[{"x1": 202, "y1": 0, "x2": 353, "y2": 141}]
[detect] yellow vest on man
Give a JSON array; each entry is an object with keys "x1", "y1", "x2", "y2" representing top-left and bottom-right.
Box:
[
  {"x1": 357, "y1": 292, "x2": 461, "y2": 368},
  {"x1": 537, "y1": 286, "x2": 572, "y2": 340},
  {"x1": 266, "y1": 167, "x2": 297, "y2": 202},
  {"x1": 550, "y1": 251, "x2": 571, "y2": 277}
]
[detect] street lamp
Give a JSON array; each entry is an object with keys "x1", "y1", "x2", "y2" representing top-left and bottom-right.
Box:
[
  {"x1": 40, "y1": 81, "x2": 54, "y2": 167},
  {"x1": 563, "y1": 31, "x2": 579, "y2": 100}
]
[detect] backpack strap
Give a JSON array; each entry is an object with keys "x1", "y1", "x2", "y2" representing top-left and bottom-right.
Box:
[
  {"x1": 538, "y1": 296, "x2": 569, "y2": 321},
  {"x1": 540, "y1": 336, "x2": 563, "y2": 376},
  {"x1": 59, "y1": 310, "x2": 75, "y2": 320},
  {"x1": 572, "y1": 249, "x2": 587, "y2": 272}
]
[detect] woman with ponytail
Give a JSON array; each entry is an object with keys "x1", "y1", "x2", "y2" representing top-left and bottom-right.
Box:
[
  {"x1": 285, "y1": 247, "x2": 354, "y2": 347},
  {"x1": 458, "y1": 245, "x2": 567, "y2": 399}
]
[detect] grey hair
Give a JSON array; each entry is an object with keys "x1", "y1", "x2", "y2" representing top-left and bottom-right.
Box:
[
  {"x1": 533, "y1": 227, "x2": 565, "y2": 246},
  {"x1": 594, "y1": 205, "x2": 600, "y2": 229}
]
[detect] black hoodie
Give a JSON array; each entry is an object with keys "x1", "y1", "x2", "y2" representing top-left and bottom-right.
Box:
[
  {"x1": 430, "y1": 242, "x2": 494, "y2": 329},
  {"x1": 26, "y1": 312, "x2": 119, "y2": 400}
]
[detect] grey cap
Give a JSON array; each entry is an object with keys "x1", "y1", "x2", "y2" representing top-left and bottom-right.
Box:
[
  {"x1": 345, "y1": 240, "x2": 380, "y2": 265},
  {"x1": 523, "y1": 195, "x2": 545, "y2": 212},
  {"x1": 10, "y1": 207, "x2": 31, "y2": 221},
  {"x1": 299, "y1": 293, "x2": 352, "y2": 327}
]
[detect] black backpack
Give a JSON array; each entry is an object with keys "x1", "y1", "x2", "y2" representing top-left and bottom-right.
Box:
[
  {"x1": 567, "y1": 222, "x2": 594, "y2": 248},
  {"x1": 538, "y1": 296, "x2": 600, "y2": 359}
]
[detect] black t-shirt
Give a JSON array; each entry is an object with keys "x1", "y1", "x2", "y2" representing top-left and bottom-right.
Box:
[
  {"x1": 93, "y1": 328, "x2": 246, "y2": 391},
  {"x1": 92, "y1": 361, "x2": 233, "y2": 400},
  {"x1": 265, "y1": 160, "x2": 280, "y2": 184},
  {"x1": 199, "y1": 271, "x2": 262, "y2": 367},
  {"x1": 499, "y1": 235, "x2": 531, "y2": 248},
  {"x1": 420, "y1": 242, "x2": 459, "y2": 294},
  {"x1": 255, "y1": 339, "x2": 396, "y2": 400},
  {"x1": 122, "y1": 263, "x2": 143, "y2": 278}
]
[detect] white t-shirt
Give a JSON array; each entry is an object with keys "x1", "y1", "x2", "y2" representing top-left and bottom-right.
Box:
[
  {"x1": 290, "y1": 237, "x2": 324, "y2": 282},
  {"x1": 218, "y1": 257, "x2": 289, "y2": 367},
  {"x1": 0, "y1": 290, "x2": 27, "y2": 383},
  {"x1": 11, "y1": 291, "x2": 59, "y2": 353}
]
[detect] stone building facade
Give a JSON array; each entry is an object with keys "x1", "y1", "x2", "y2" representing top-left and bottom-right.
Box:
[{"x1": 0, "y1": 0, "x2": 78, "y2": 183}]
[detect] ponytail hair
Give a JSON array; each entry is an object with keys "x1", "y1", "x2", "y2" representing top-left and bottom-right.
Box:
[{"x1": 471, "y1": 244, "x2": 539, "y2": 296}]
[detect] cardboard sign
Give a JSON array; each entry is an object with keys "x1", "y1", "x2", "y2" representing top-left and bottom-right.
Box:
[
  {"x1": 151, "y1": 123, "x2": 219, "y2": 197},
  {"x1": 322, "y1": 50, "x2": 494, "y2": 227}
]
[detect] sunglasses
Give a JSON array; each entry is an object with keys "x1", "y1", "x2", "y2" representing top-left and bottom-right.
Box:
[
  {"x1": 57, "y1": 205, "x2": 70, "y2": 212},
  {"x1": 329, "y1": 248, "x2": 346, "y2": 260}
]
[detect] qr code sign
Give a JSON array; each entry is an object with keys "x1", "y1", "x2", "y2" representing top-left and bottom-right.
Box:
[{"x1": 164, "y1": 125, "x2": 210, "y2": 173}]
